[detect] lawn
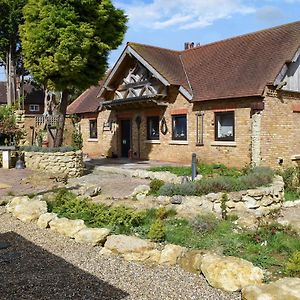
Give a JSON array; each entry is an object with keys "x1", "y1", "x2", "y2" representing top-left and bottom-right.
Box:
[{"x1": 48, "y1": 189, "x2": 300, "y2": 280}]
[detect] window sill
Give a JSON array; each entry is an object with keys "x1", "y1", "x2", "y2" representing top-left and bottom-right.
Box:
[
  {"x1": 211, "y1": 141, "x2": 236, "y2": 147},
  {"x1": 169, "y1": 140, "x2": 188, "y2": 145},
  {"x1": 88, "y1": 138, "x2": 98, "y2": 142},
  {"x1": 145, "y1": 140, "x2": 160, "y2": 144}
]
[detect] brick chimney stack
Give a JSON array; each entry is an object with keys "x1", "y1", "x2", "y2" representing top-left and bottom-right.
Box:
[{"x1": 184, "y1": 42, "x2": 200, "y2": 50}]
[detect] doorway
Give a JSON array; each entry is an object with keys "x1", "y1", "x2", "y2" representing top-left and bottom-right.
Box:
[{"x1": 120, "y1": 120, "x2": 131, "y2": 157}]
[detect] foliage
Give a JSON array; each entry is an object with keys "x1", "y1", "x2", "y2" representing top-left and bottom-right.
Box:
[
  {"x1": 278, "y1": 167, "x2": 300, "y2": 201},
  {"x1": 285, "y1": 251, "x2": 300, "y2": 277},
  {"x1": 0, "y1": 0, "x2": 27, "y2": 74},
  {"x1": 158, "y1": 167, "x2": 274, "y2": 196},
  {"x1": 149, "y1": 179, "x2": 165, "y2": 195},
  {"x1": 47, "y1": 189, "x2": 300, "y2": 279},
  {"x1": 20, "y1": 0, "x2": 127, "y2": 146},
  {"x1": 0, "y1": 105, "x2": 23, "y2": 144},
  {"x1": 48, "y1": 189, "x2": 143, "y2": 234},
  {"x1": 148, "y1": 219, "x2": 166, "y2": 242},
  {"x1": 148, "y1": 162, "x2": 244, "y2": 178},
  {"x1": 71, "y1": 129, "x2": 83, "y2": 150},
  {"x1": 21, "y1": 145, "x2": 77, "y2": 153},
  {"x1": 148, "y1": 166, "x2": 193, "y2": 176},
  {"x1": 220, "y1": 193, "x2": 228, "y2": 220}
]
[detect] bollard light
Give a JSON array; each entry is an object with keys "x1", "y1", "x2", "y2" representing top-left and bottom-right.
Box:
[{"x1": 191, "y1": 153, "x2": 197, "y2": 181}]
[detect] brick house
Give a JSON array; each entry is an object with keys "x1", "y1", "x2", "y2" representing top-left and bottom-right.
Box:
[
  {"x1": 67, "y1": 21, "x2": 300, "y2": 168},
  {"x1": 0, "y1": 81, "x2": 44, "y2": 115}
]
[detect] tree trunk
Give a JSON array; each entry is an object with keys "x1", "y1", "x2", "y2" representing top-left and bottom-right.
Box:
[
  {"x1": 54, "y1": 90, "x2": 69, "y2": 147},
  {"x1": 6, "y1": 52, "x2": 11, "y2": 105}
]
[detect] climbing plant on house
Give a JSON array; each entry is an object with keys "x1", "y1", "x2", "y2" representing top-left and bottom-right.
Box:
[{"x1": 20, "y1": 0, "x2": 127, "y2": 146}]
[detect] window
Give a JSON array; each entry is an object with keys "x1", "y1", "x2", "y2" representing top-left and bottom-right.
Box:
[
  {"x1": 215, "y1": 111, "x2": 235, "y2": 141},
  {"x1": 196, "y1": 112, "x2": 204, "y2": 145},
  {"x1": 29, "y1": 104, "x2": 40, "y2": 112},
  {"x1": 147, "y1": 116, "x2": 159, "y2": 140},
  {"x1": 89, "y1": 120, "x2": 98, "y2": 139},
  {"x1": 172, "y1": 115, "x2": 187, "y2": 140}
]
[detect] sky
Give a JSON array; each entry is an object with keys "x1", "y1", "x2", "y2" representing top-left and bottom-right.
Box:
[{"x1": 0, "y1": 0, "x2": 300, "y2": 81}]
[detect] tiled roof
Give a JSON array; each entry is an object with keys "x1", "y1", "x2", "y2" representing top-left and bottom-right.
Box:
[
  {"x1": 0, "y1": 82, "x2": 44, "y2": 105},
  {"x1": 68, "y1": 21, "x2": 300, "y2": 113},
  {"x1": 129, "y1": 43, "x2": 191, "y2": 93},
  {"x1": 181, "y1": 21, "x2": 300, "y2": 101},
  {"x1": 129, "y1": 21, "x2": 300, "y2": 101},
  {"x1": 24, "y1": 84, "x2": 44, "y2": 104},
  {"x1": 67, "y1": 81, "x2": 103, "y2": 115}
]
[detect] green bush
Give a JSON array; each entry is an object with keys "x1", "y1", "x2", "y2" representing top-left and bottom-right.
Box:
[
  {"x1": 21, "y1": 145, "x2": 78, "y2": 153},
  {"x1": 149, "y1": 179, "x2": 165, "y2": 195},
  {"x1": 278, "y1": 167, "x2": 300, "y2": 201},
  {"x1": 72, "y1": 129, "x2": 83, "y2": 150},
  {"x1": 49, "y1": 189, "x2": 144, "y2": 234},
  {"x1": 285, "y1": 251, "x2": 300, "y2": 277},
  {"x1": 157, "y1": 167, "x2": 274, "y2": 196},
  {"x1": 148, "y1": 219, "x2": 166, "y2": 242}
]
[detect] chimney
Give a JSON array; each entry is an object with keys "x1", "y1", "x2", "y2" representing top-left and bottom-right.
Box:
[{"x1": 184, "y1": 42, "x2": 200, "y2": 50}]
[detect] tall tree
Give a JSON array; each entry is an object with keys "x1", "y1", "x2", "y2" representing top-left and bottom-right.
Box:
[
  {"x1": 20, "y1": 0, "x2": 127, "y2": 146},
  {"x1": 0, "y1": 0, "x2": 27, "y2": 105}
]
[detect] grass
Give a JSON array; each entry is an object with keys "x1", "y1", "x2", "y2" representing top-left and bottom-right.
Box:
[
  {"x1": 48, "y1": 189, "x2": 300, "y2": 280},
  {"x1": 284, "y1": 189, "x2": 300, "y2": 202},
  {"x1": 148, "y1": 162, "x2": 244, "y2": 177}
]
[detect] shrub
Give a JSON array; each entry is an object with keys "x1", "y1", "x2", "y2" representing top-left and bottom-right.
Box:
[
  {"x1": 48, "y1": 189, "x2": 144, "y2": 234},
  {"x1": 285, "y1": 251, "x2": 300, "y2": 277},
  {"x1": 72, "y1": 129, "x2": 83, "y2": 150},
  {"x1": 148, "y1": 219, "x2": 166, "y2": 242},
  {"x1": 21, "y1": 145, "x2": 77, "y2": 153},
  {"x1": 149, "y1": 179, "x2": 165, "y2": 195},
  {"x1": 157, "y1": 167, "x2": 274, "y2": 196}
]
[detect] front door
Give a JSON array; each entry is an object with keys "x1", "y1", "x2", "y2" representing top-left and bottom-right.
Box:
[{"x1": 121, "y1": 120, "x2": 131, "y2": 157}]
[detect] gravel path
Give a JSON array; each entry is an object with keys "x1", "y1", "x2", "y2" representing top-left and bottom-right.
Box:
[{"x1": 0, "y1": 207, "x2": 240, "y2": 300}]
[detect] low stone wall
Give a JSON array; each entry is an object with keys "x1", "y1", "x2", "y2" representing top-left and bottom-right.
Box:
[
  {"x1": 24, "y1": 150, "x2": 84, "y2": 177},
  {"x1": 135, "y1": 176, "x2": 285, "y2": 219}
]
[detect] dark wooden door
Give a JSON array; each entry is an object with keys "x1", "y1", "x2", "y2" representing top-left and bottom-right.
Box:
[{"x1": 121, "y1": 120, "x2": 131, "y2": 157}]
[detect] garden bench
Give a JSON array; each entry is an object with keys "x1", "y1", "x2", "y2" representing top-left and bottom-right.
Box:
[{"x1": 0, "y1": 146, "x2": 16, "y2": 169}]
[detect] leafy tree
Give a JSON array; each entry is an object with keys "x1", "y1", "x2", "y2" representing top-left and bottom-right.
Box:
[
  {"x1": 20, "y1": 0, "x2": 127, "y2": 146},
  {"x1": 0, "y1": 0, "x2": 27, "y2": 105}
]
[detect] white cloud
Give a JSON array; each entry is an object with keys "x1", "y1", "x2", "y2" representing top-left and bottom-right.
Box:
[{"x1": 114, "y1": 0, "x2": 255, "y2": 30}]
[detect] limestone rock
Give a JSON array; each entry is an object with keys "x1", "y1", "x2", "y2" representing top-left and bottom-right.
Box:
[
  {"x1": 12, "y1": 199, "x2": 48, "y2": 223},
  {"x1": 74, "y1": 228, "x2": 111, "y2": 246},
  {"x1": 49, "y1": 218, "x2": 86, "y2": 238},
  {"x1": 200, "y1": 254, "x2": 264, "y2": 292},
  {"x1": 235, "y1": 214, "x2": 258, "y2": 231},
  {"x1": 104, "y1": 235, "x2": 155, "y2": 254},
  {"x1": 130, "y1": 185, "x2": 150, "y2": 200},
  {"x1": 6, "y1": 196, "x2": 29, "y2": 213},
  {"x1": 170, "y1": 195, "x2": 183, "y2": 205},
  {"x1": 159, "y1": 244, "x2": 186, "y2": 266},
  {"x1": 37, "y1": 213, "x2": 58, "y2": 229},
  {"x1": 0, "y1": 183, "x2": 11, "y2": 189},
  {"x1": 123, "y1": 249, "x2": 161, "y2": 263},
  {"x1": 178, "y1": 250, "x2": 208, "y2": 273},
  {"x1": 242, "y1": 277, "x2": 300, "y2": 300}
]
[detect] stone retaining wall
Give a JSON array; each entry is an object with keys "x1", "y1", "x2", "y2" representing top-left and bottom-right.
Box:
[
  {"x1": 139, "y1": 176, "x2": 285, "y2": 218},
  {"x1": 24, "y1": 150, "x2": 84, "y2": 177}
]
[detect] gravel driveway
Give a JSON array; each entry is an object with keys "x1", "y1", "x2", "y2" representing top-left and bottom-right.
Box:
[{"x1": 0, "y1": 207, "x2": 240, "y2": 300}]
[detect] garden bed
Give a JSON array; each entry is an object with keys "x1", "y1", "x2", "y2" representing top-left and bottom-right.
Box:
[{"x1": 46, "y1": 188, "x2": 300, "y2": 281}]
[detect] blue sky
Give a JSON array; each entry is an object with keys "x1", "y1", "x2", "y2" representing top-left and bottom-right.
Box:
[{"x1": 0, "y1": 0, "x2": 300, "y2": 81}]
